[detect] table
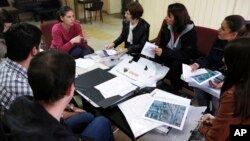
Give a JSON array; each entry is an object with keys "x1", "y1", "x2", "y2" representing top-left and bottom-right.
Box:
[{"x1": 75, "y1": 53, "x2": 204, "y2": 140}]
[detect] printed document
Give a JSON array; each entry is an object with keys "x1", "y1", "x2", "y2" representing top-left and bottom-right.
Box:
[
  {"x1": 109, "y1": 58, "x2": 156, "y2": 87},
  {"x1": 182, "y1": 64, "x2": 207, "y2": 81},
  {"x1": 144, "y1": 89, "x2": 191, "y2": 130},
  {"x1": 95, "y1": 77, "x2": 137, "y2": 99},
  {"x1": 118, "y1": 89, "x2": 192, "y2": 138},
  {"x1": 141, "y1": 41, "x2": 157, "y2": 58}
]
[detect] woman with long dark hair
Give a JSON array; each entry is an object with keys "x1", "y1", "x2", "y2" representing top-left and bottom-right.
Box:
[
  {"x1": 198, "y1": 37, "x2": 250, "y2": 141},
  {"x1": 154, "y1": 3, "x2": 197, "y2": 94},
  {"x1": 190, "y1": 15, "x2": 249, "y2": 114}
]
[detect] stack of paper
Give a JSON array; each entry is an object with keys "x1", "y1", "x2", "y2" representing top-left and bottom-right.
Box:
[{"x1": 118, "y1": 89, "x2": 191, "y2": 138}]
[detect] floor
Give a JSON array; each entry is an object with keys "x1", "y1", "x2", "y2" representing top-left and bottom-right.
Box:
[{"x1": 27, "y1": 13, "x2": 198, "y2": 141}]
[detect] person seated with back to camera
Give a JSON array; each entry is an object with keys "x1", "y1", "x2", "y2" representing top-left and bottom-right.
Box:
[
  {"x1": 0, "y1": 23, "x2": 114, "y2": 141},
  {"x1": 105, "y1": 1, "x2": 150, "y2": 60},
  {"x1": 153, "y1": 3, "x2": 197, "y2": 95},
  {"x1": 51, "y1": 6, "x2": 92, "y2": 59},
  {"x1": 190, "y1": 15, "x2": 249, "y2": 115},
  {"x1": 198, "y1": 37, "x2": 250, "y2": 141},
  {"x1": 2, "y1": 50, "x2": 114, "y2": 141}
]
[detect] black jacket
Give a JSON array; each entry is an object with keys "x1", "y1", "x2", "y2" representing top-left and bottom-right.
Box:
[
  {"x1": 196, "y1": 39, "x2": 227, "y2": 73},
  {"x1": 2, "y1": 96, "x2": 92, "y2": 141},
  {"x1": 113, "y1": 18, "x2": 150, "y2": 54},
  {"x1": 155, "y1": 22, "x2": 197, "y2": 65}
]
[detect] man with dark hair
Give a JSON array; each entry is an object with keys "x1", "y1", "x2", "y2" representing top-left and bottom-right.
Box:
[
  {"x1": 0, "y1": 23, "x2": 41, "y2": 117},
  {"x1": 2, "y1": 50, "x2": 114, "y2": 141}
]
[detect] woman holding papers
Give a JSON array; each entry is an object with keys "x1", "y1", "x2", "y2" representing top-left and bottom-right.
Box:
[
  {"x1": 51, "y1": 6, "x2": 92, "y2": 58},
  {"x1": 198, "y1": 37, "x2": 250, "y2": 141},
  {"x1": 153, "y1": 3, "x2": 197, "y2": 95},
  {"x1": 190, "y1": 15, "x2": 249, "y2": 114},
  {"x1": 105, "y1": 1, "x2": 150, "y2": 56}
]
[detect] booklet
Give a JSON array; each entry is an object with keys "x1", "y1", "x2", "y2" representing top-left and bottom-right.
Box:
[
  {"x1": 143, "y1": 90, "x2": 190, "y2": 130},
  {"x1": 191, "y1": 70, "x2": 221, "y2": 85}
]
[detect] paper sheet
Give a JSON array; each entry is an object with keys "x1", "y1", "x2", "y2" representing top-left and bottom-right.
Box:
[
  {"x1": 104, "y1": 49, "x2": 117, "y2": 56},
  {"x1": 95, "y1": 77, "x2": 137, "y2": 99},
  {"x1": 110, "y1": 58, "x2": 169, "y2": 88},
  {"x1": 140, "y1": 106, "x2": 206, "y2": 141},
  {"x1": 118, "y1": 94, "x2": 163, "y2": 138},
  {"x1": 109, "y1": 58, "x2": 155, "y2": 87},
  {"x1": 118, "y1": 89, "x2": 192, "y2": 138},
  {"x1": 145, "y1": 89, "x2": 191, "y2": 130},
  {"x1": 137, "y1": 58, "x2": 169, "y2": 87},
  {"x1": 141, "y1": 42, "x2": 157, "y2": 58},
  {"x1": 182, "y1": 64, "x2": 207, "y2": 82},
  {"x1": 75, "y1": 58, "x2": 95, "y2": 68}
]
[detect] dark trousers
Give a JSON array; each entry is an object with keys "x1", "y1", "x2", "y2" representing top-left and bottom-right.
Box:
[{"x1": 68, "y1": 46, "x2": 91, "y2": 59}]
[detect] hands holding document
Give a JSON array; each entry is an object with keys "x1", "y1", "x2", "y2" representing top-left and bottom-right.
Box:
[{"x1": 141, "y1": 41, "x2": 158, "y2": 58}]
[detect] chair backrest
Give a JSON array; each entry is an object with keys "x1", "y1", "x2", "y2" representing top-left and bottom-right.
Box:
[
  {"x1": 195, "y1": 26, "x2": 218, "y2": 56},
  {"x1": 90, "y1": 1, "x2": 103, "y2": 11},
  {"x1": 40, "y1": 20, "x2": 57, "y2": 50}
]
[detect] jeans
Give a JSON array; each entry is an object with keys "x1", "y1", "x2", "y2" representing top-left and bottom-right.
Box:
[
  {"x1": 68, "y1": 46, "x2": 91, "y2": 59},
  {"x1": 194, "y1": 88, "x2": 219, "y2": 115},
  {"x1": 65, "y1": 112, "x2": 114, "y2": 141}
]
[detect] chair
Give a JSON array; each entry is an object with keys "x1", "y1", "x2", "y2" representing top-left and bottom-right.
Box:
[
  {"x1": 85, "y1": 1, "x2": 104, "y2": 24},
  {"x1": 40, "y1": 20, "x2": 57, "y2": 50},
  {"x1": 195, "y1": 26, "x2": 218, "y2": 56}
]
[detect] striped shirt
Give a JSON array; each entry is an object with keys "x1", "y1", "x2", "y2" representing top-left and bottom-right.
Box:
[{"x1": 0, "y1": 59, "x2": 32, "y2": 118}]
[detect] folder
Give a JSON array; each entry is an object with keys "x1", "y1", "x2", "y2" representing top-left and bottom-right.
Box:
[{"x1": 75, "y1": 68, "x2": 136, "y2": 108}]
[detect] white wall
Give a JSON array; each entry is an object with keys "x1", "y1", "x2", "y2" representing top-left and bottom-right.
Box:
[{"x1": 139, "y1": 0, "x2": 250, "y2": 39}]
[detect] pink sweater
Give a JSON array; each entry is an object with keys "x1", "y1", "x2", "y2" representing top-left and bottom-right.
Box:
[{"x1": 50, "y1": 22, "x2": 85, "y2": 52}]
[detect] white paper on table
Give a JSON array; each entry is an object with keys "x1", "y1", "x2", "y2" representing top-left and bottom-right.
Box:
[
  {"x1": 104, "y1": 49, "x2": 117, "y2": 56},
  {"x1": 137, "y1": 57, "x2": 169, "y2": 87},
  {"x1": 95, "y1": 77, "x2": 137, "y2": 99},
  {"x1": 109, "y1": 58, "x2": 155, "y2": 87},
  {"x1": 141, "y1": 42, "x2": 157, "y2": 58},
  {"x1": 75, "y1": 58, "x2": 95, "y2": 68},
  {"x1": 118, "y1": 94, "x2": 164, "y2": 138},
  {"x1": 144, "y1": 89, "x2": 191, "y2": 130},
  {"x1": 166, "y1": 106, "x2": 206, "y2": 141}
]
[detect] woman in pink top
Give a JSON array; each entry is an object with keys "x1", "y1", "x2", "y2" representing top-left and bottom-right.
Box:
[{"x1": 51, "y1": 6, "x2": 91, "y2": 58}]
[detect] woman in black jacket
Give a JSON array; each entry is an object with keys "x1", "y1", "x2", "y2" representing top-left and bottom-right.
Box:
[
  {"x1": 105, "y1": 1, "x2": 150, "y2": 56},
  {"x1": 154, "y1": 3, "x2": 197, "y2": 94}
]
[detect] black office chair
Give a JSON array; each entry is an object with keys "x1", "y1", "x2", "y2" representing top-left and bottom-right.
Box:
[{"x1": 85, "y1": 1, "x2": 104, "y2": 24}]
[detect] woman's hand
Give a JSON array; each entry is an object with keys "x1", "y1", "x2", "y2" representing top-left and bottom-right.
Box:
[
  {"x1": 70, "y1": 35, "x2": 84, "y2": 44},
  {"x1": 117, "y1": 48, "x2": 128, "y2": 55},
  {"x1": 190, "y1": 63, "x2": 200, "y2": 72},
  {"x1": 209, "y1": 80, "x2": 224, "y2": 89},
  {"x1": 105, "y1": 43, "x2": 115, "y2": 49},
  {"x1": 154, "y1": 47, "x2": 162, "y2": 56},
  {"x1": 201, "y1": 113, "x2": 215, "y2": 126}
]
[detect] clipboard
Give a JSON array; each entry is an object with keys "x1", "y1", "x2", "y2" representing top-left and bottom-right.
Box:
[{"x1": 75, "y1": 68, "x2": 137, "y2": 108}]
